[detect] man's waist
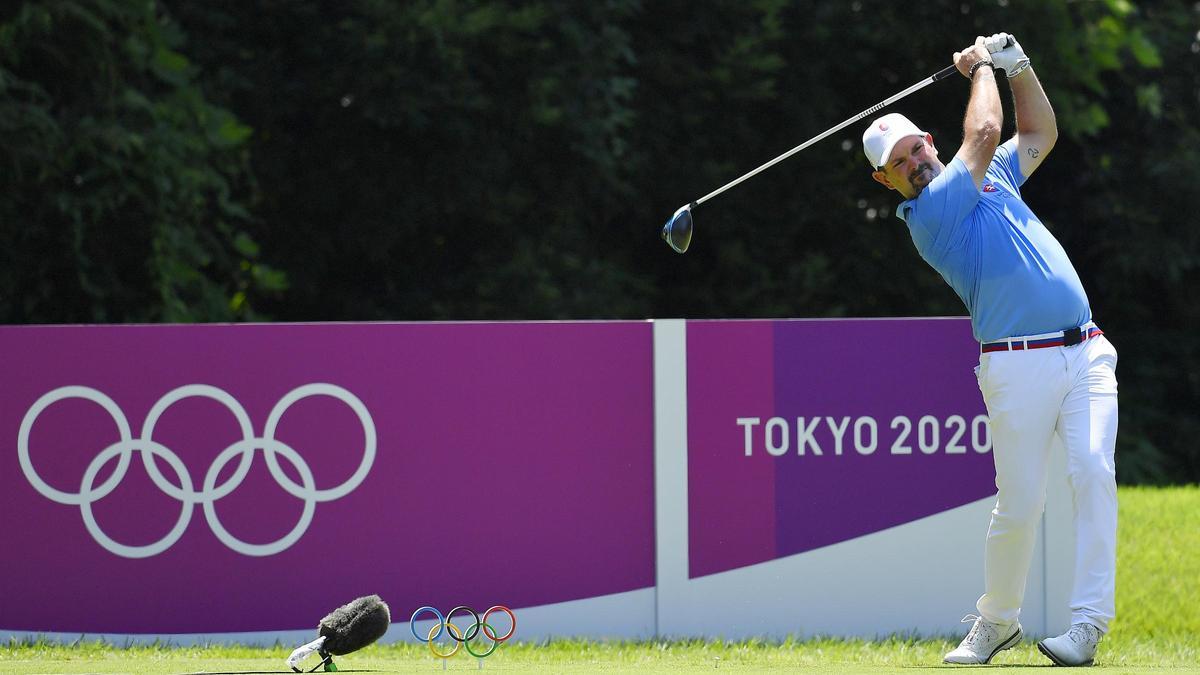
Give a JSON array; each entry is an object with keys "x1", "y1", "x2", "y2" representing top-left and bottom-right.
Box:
[{"x1": 981, "y1": 321, "x2": 1102, "y2": 353}]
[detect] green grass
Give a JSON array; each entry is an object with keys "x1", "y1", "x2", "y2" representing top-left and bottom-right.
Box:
[
  {"x1": 3, "y1": 485, "x2": 1197, "y2": 674},
  {"x1": 1109, "y1": 485, "x2": 1200, "y2": 642}
]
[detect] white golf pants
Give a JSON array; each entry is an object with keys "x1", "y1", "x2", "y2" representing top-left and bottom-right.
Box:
[{"x1": 973, "y1": 331, "x2": 1118, "y2": 632}]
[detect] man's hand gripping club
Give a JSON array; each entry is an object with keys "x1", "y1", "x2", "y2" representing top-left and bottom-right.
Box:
[{"x1": 983, "y1": 32, "x2": 1031, "y2": 78}]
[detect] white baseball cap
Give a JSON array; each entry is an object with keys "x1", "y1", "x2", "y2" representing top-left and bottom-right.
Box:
[{"x1": 862, "y1": 112, "x2": 926, "y2": 170}]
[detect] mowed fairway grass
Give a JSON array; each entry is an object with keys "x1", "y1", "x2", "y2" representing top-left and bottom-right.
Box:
[{"x1": 3, "y1": 485, "x2": 1196, "y2": 674}]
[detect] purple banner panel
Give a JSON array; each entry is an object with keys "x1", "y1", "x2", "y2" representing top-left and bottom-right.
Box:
[
  {"x1": 688, "y1": 318, "x2": 996, "y2": 579},
  {"x1": 0, "y1": 322, "x2": 654, "y2": 634}
]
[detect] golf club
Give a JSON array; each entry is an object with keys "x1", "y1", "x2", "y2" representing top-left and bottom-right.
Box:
[{"x1": 661, "y1": 39, "x2": 1011, "y2": 254}]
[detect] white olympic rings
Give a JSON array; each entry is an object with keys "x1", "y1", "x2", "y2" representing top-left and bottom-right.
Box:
[{"x1": 17, "y1": 383, "x2": 376, "y2": 558}]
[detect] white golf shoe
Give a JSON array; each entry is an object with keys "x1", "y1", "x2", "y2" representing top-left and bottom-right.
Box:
[
  {"x1": 943, "y1": 615, "x2": 1023, "y2": 665},
  {"x1": 1038, "y1": 622, "x2": 1102, "y2": 666}
]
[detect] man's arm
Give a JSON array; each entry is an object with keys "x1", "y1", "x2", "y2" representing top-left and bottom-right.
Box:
[
  {"x1": 952, "y1": 38, "x2": 1003, "y2": 189},
  {"x1": 1010, "y1": 65, "x2": 1057, "y2": 178},
  {"x1": 987, "y1": 33, "x2": 1056, "y2": 178}
]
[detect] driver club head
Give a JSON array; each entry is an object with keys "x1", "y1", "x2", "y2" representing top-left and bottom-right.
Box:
[{"x1": 661, "y1": 204, "x2": 694, "y2": 254}]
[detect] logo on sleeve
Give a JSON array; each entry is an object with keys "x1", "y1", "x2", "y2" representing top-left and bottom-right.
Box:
[{"x1": 981, "y1": 181, "x2": 1011, "y2": 197}]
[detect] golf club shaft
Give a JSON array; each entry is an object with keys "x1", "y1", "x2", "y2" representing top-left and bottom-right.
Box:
[{"x1": 693, "y1": 64, "x2": 958, "y2": 207}]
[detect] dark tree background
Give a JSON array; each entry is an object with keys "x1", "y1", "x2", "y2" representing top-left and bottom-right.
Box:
[{"x1": 2, "y1": 1, "x2": 1197, "y2": 483}]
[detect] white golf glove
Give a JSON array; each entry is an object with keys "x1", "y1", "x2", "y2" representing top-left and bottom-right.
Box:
[{"x1": 983, "y1": 32, "x2": 1031, "y2": 78}]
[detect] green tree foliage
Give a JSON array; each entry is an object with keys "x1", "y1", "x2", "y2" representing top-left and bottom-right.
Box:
[
  {"x1": 1054, "y1": 3, "x2": 1200, "y2": 484},
  {"x1": 166, "y1": 0, "x2": 655, "y2": 319},
  {"x1": 4, "y1": 1, "x2": 1197, "y2": 482},
  {"x1": 0, "y1": 0, "x2": 281, "y2": 322}
]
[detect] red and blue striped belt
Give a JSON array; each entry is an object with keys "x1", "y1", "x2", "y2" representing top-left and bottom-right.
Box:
[{"x1": 981, "y1": 323, "x2": 1103, "y2": 353}]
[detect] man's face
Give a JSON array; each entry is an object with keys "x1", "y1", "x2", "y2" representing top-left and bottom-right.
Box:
[{"x1": 871, "y1": 134, "x2": 943, "y2": 199}]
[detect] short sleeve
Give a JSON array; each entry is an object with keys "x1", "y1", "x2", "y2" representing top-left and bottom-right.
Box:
[{"x1": 990, "y1": 139, "x2": 1026, "y2": 190}]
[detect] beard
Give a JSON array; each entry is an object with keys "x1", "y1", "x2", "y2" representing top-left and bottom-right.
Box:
[{"x1": 909, "y1": 163, "x2": 935, "y2": 191}]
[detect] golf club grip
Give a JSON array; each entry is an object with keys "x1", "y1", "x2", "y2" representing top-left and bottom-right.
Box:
[
  {"x1": 934, "y1": 33, "x2": 1013, "y2": 81},
  {"x1": 933, "y1": 34, "x2": 1014, "y2": 82},
  {"x1": 931, "y1": 64, "x2": 958, "y2": 82}
]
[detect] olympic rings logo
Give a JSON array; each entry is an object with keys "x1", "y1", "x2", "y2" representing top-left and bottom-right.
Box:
[
  {"x1": 410, "y1": 606, "x2": 516, "y2": 659},
  {"x1": 17, "y1": 383, "x2": 375, "y2": 559}
]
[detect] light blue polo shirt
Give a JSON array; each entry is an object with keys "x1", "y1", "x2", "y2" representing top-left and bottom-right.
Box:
[{"x1": 898, "y1": 139, "x2": 1091, "y2": 343}]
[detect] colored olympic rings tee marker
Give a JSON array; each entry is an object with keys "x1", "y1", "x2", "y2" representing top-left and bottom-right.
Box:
[
  {"x1": 479, "y1": 606, "x2": 515, "y2": 642},
  {"x1": 446, "y1": 606, "x2": 482, "y2": 642},
  {"x1": 428, "y1": 623, "x2": 462, "y2": 658},
  {"x1": 17, "y1": 383, "x2": 376, "y2": 558},
  {"x1": 411, "y1": 607, "x2": 447, "y2": 642},
  {"x1": 410, "y1": 605, "x2": 516, "y2": 661},
  {"x1": 464, "y1": 623, "x2": 501, "y2": 658}
]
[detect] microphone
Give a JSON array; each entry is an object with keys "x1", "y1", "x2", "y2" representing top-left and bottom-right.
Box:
[{"x1": 287, "y1": 595, "x2": 392, "y2": 672}]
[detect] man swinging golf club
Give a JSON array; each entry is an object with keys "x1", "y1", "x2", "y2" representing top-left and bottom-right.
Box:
[{"x1": 864, "y1": 34, "x2": 1119, "y2": 666}]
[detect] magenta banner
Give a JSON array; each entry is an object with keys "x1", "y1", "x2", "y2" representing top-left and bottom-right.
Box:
[
  {"x1": 0, "y1": 322, "x2": 654, "y2": 634},
  {"x1": 686, "y1": 318, "x2": 996, "y2": 579}
]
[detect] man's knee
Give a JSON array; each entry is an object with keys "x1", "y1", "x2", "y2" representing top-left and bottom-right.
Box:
[
  {"x1": 993, "y1": 491, "x2": 1046, "y2": 527},
  {"x1": 1069, "y1": 453, "x2": 1116, "y2": 490}
]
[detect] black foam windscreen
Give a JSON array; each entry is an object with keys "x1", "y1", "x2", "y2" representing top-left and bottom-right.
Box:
[{"x1": 317, "y1": 594, "x2": 391, "y2": 655}]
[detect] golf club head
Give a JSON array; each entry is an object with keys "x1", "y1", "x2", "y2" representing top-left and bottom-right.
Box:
[{"x1": 661, "y1": 204, "x2": 694, "y2": 253}]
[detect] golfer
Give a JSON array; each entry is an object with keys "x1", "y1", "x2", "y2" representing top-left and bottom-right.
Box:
[{"x1": 862, "y1": 34, "x2": 1118, "y2": 666}]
